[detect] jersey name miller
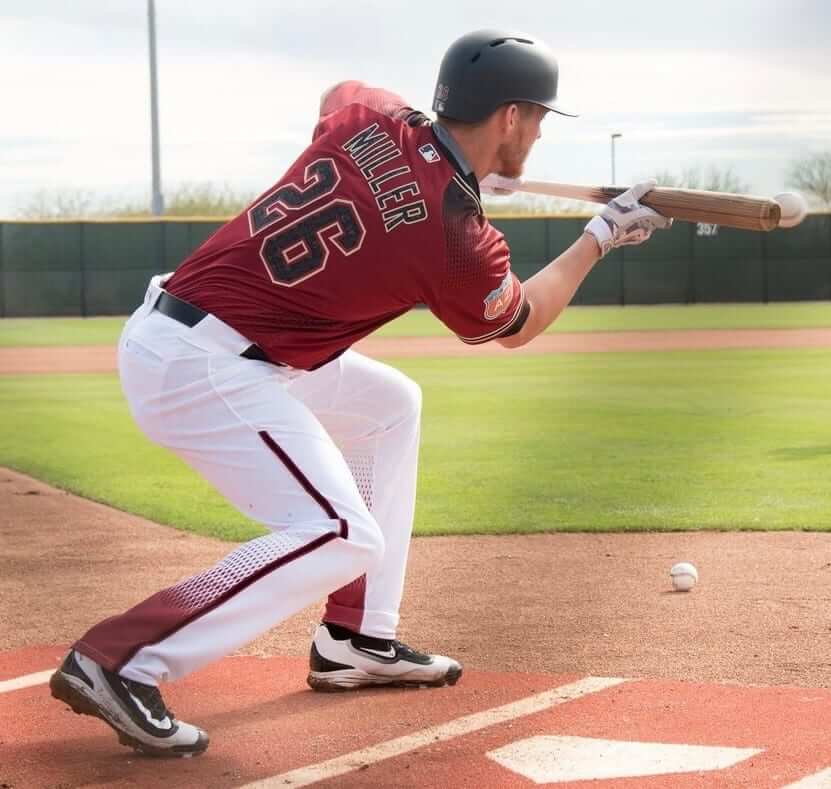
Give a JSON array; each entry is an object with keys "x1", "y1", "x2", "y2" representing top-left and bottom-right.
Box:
[
  {"x1": 342, "y1": 123, "x2": 429, "y2": 233},
  {"x1": 483, "y1": 272, "x2": 515, "y2": 320}
]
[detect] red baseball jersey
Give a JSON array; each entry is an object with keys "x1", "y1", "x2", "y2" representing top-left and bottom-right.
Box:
[{"x1": 165, "y1": 81, "x2": 529, "y2": 370}]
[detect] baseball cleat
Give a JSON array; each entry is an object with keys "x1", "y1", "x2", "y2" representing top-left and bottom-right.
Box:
[
  {"x1": 49, "y1": 649, "x2": 209, "y2": 758},
  {"x1": 307, "y1": 622, "x2": 463, "y2": 692}
]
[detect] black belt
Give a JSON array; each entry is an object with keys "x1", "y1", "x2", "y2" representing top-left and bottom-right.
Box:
[{"x1": 152, "y1": 290, "x2": 274, "y2": 364}]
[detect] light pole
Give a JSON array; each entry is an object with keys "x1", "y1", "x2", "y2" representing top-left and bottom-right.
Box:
[
  {"x1": 610, "y1": 133, "x2": 622, "y2": 185},
  {"x1": 147, "y1": 0, "x2": 164, "y2": 216}
]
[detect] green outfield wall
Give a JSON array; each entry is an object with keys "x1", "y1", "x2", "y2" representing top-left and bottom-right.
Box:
[{"x1": 0, "y1": 215, "x2": 829, "y2": 316}]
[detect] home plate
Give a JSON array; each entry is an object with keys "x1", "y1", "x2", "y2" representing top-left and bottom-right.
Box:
[{"x1": 487, "y1": 735, "x2": 763, "y2": 783}]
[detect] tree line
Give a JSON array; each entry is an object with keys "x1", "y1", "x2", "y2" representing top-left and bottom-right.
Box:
[{"x1": 14, "y1": 153, "x2": 831, "y2": 219}]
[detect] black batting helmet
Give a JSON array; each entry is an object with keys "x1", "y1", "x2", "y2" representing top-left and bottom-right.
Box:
[{"x1": 432, "y1": 30, "x2": 577, "y2": 123}]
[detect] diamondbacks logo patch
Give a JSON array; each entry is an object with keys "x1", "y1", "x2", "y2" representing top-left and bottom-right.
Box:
[
  {"x1": 483, "y1": 272, "x2": 514, "y2": 320},
  {"x1": 418, "y1": 143, "x2": 440, "y2": 163}
]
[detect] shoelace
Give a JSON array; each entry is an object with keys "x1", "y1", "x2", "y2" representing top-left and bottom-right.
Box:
[{"x1": 124, "y1": 679, "x2": 173, "y2": 721}]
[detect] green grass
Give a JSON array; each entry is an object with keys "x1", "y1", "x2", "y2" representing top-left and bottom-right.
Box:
[
  {"x1": 2, "y1": 301, "x2": 831, "y2": 347},
  {"x1": 3, "y1": 350, "x2": 831, "y2": 539},
  {"x1": 381, "y1": 302, "x2": 831, "y2": 336},
  {"x1": 0, "y1": 317, "x2": 127, "y2": 347}
]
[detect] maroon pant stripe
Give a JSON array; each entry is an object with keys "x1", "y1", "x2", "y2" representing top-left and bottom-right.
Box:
[
  {"x1": 76, "y1": 433, "x2": 351, "y2": 674},
  {"x1": 259, "y1": 431, "x2": 349, "y2": 538}
]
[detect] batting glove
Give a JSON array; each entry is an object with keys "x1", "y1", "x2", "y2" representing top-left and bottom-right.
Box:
[
  {"x1": 479, "y1": 173, "x2": 518, "y2": 196},
  {"x1": 584, "y1": 179, "x2": 673, "y2": 257}
]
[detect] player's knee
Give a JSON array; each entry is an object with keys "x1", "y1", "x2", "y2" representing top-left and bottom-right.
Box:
[{"x1": 389, "y1": 373, "x2": 422, "y2": 428}]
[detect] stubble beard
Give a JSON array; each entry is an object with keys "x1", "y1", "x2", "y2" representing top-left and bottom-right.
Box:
[{"x1": 495, "y1": 139, "x2": 529, "y2": 179}]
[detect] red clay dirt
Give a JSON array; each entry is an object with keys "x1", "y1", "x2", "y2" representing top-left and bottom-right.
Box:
[
  {"x1": 4, "y1": 645, "x2": 831, "y2": 789},
  {"x1": 3, "y1": 327, "x2": 831, "y2": 374}
]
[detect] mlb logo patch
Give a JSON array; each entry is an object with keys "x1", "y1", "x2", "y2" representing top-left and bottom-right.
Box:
[{"x1": 418, "y1": 144, "x2": 441, "y2": 164}]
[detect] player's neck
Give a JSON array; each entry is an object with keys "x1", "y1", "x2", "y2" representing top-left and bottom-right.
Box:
[{"x1": 440, "y1": 123, "x2": 501, "y2": 183}]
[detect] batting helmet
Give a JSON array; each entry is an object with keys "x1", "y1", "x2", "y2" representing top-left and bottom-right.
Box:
[{"x1": 432, "y1": 30, "x2": 577, "y2": 123}]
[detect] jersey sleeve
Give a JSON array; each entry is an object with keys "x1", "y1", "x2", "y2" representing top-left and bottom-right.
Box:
[
  {"x1": 313, "y1": 81, "x2": 429, "y2": 140},
  {"x1": 427, "y1": 177, "x2": 530, "y2": 344}
]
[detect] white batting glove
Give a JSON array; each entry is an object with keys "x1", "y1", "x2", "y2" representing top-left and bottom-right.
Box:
[
  {"x1": 480, "y1": 173, "x2": 519, "y2": 196},
  {"x1": 584, "y1": 179, "x2": 673, "y2": 257}
]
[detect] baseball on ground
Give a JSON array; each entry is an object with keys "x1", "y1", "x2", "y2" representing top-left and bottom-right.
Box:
[{"x1": 670, "y1": 562, "x2": 698, "y2": 592}]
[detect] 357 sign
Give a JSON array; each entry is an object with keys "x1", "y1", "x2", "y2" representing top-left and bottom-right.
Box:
[{"x1": 696, "y1": 222, "x2": 719, "y2": 237}]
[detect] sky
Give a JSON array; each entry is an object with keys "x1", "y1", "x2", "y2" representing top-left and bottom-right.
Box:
[{"x1": 1, "y1": 0, "x2": 830, "y2": 217}]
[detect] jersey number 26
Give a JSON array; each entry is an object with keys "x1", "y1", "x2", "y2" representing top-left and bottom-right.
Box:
[{"x1": 247, "y1": 158, "x2": 366, "y2": 286}]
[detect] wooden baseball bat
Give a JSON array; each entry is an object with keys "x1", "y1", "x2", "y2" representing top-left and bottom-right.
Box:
[{"x1": 510, "y1": 179, "x2": 781, "y2": 232}]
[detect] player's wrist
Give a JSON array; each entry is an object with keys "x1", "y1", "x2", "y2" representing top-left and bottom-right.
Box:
[
  {"x1": 580, "y1": 231, "x2": 602, "y2": 259},
  {"x1": 583, "y1": 216, "x2": 612, "y2": 258}
]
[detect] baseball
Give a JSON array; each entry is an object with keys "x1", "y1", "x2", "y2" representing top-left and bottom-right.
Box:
[
  {"x1": 670, "y1": 561, "x2": 698, "y2": 592},
  {"x1": 774, "y1": 192, "x2": 808, "y2": 229}
]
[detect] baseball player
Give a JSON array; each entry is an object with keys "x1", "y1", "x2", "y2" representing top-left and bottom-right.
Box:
[{"x1": 50, "y1": 29, "x2": 671, "y2": 757}]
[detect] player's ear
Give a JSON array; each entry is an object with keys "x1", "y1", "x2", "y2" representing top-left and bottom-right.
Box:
[
  {"x1": 491, "y1": 103, "x2": 518, "y2": 135},
  {"x1": 506, "y1": 103, "x2": 522, "y2": 133}
]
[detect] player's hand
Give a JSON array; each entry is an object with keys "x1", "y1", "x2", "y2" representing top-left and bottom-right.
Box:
[
  {"x1": 480, "y1": 173, "x2": 519, "y2": 196},
  {"x1": 584, "y1": 179, "x2": 673, "y2": 257}
]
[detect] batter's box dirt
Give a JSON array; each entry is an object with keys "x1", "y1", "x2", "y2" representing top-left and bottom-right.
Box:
[{"x1": 2, "y1": 648, "x2": 831, "y2": 788}]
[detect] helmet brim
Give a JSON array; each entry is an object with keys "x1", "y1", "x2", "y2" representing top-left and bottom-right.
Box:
[{"x1": 542, "y1": 99, "x2": 579, "y2": 118}]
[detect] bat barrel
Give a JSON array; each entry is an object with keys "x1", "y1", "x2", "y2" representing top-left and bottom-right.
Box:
[{"x1": 633, "y1": 188, "x2": 781, "y2": 232}]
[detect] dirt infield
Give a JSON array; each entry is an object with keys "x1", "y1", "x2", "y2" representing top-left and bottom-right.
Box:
[
  {"x1": 2, "y1": 326, "x2": 831, "y2": 374},
  {"x1": 3, "y1": 466, "x2": 831, "y2": 689}
]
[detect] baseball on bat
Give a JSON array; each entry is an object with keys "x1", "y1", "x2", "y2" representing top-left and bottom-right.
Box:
[{"x1": 482, "y1": 175, "x2": 808, "y2": 232}]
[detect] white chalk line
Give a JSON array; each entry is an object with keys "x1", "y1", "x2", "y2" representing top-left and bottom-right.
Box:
[
  {"x1": 0, "y1": 669, "x2": 54, "y2": 694},
  {"x1": 240, "y1": 675, "x2": 627, "y2": 788},
  {"x1": 781, "y1": 768, "x2": 831, "y2": 788}
]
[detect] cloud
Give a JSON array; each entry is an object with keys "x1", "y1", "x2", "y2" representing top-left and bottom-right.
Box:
[
  {"x1": 4, "y1": 1, "x2": 829, "y2": 64},
  {"x1": 555, "y1": 111, "x2": 831, "y2": 146},
  {"x1": 1, "y1": 1, "x2": 829, "y2": 215},
  {"x1": 555, "y1": 49, "x2": 831, "y2": 115}
]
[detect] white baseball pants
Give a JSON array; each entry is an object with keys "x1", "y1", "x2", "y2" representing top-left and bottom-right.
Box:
[{"x1": 76, "y1": 276, "x2": 421, "y2": 685}]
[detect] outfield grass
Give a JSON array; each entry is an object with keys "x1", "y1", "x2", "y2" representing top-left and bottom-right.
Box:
[
  {"x1": 2, "y1": 302, "x2": 831, "y2": 347},
  {"x1": 2, "y1": 350, "x2": 830, "y2": 539}
]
